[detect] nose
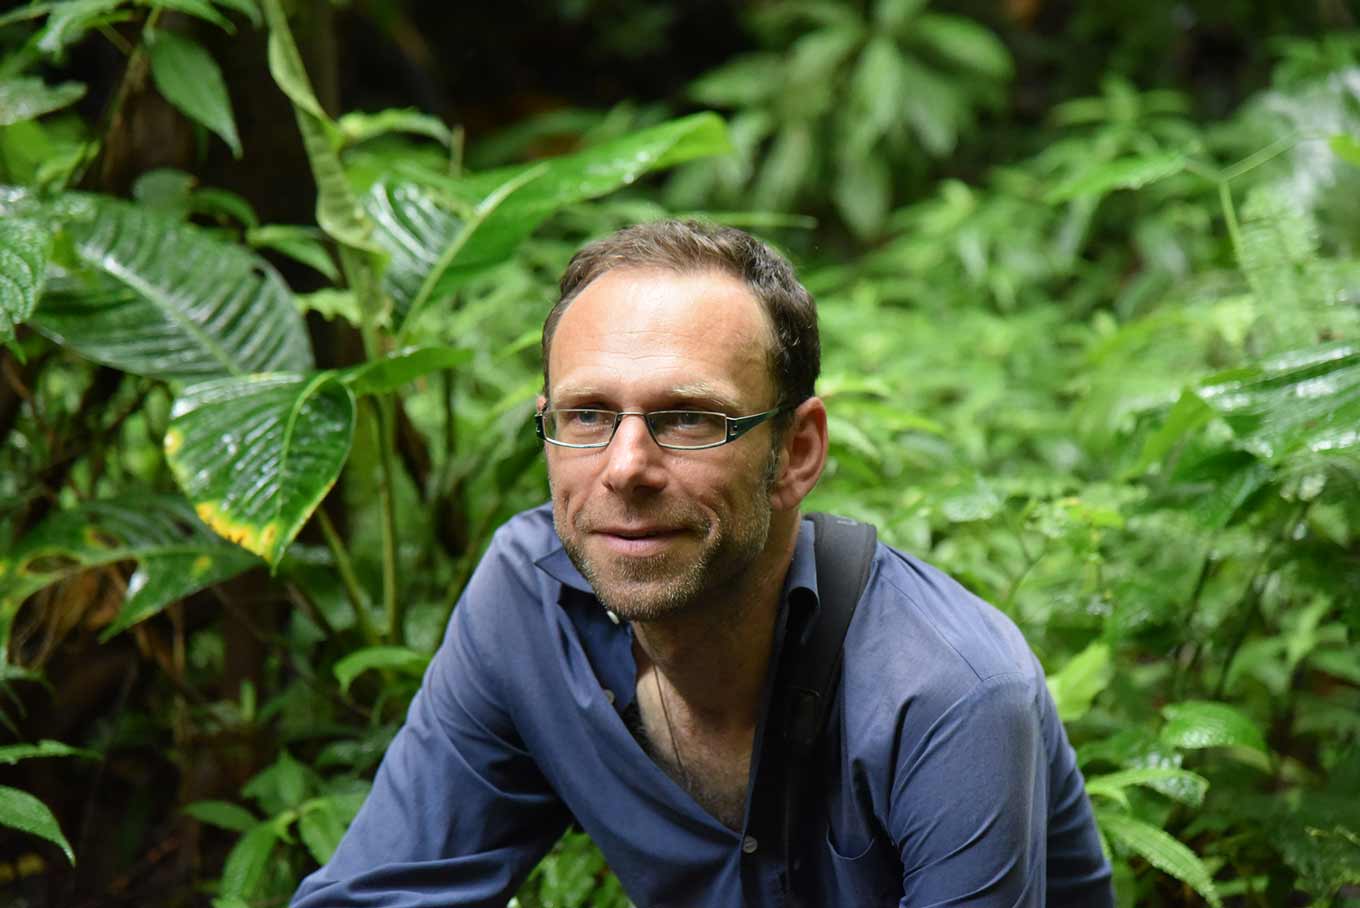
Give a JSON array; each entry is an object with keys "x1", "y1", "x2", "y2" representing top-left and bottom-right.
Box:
[{"x1": 601, "y1": 413, "x2": 667, "y2": 495}]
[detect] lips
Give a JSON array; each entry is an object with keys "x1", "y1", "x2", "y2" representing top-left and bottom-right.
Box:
[{"x1": 592, "y1": 526, "x2": 686, "y2": 556}]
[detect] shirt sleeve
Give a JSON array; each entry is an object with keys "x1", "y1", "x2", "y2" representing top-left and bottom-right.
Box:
[
  {"x1": 291, "y1": 543, "x2": 572, "y2": 908},
  {"x1": 888, "y1": 672, "x2": 1092, "y2": 908}
]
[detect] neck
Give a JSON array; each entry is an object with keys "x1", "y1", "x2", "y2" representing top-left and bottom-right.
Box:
[{"x1": 632, "y1": 510, "x2": 800, "y2": 731}]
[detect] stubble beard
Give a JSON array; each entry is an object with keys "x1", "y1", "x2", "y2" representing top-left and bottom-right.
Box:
[{"x1": 550, "y1": 454, "x2": 778, "y2": 621}]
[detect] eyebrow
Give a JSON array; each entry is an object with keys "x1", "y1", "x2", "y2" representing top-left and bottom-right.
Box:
[{"x1": 549, "y1": 382, "x2": 742, "y2": 410}]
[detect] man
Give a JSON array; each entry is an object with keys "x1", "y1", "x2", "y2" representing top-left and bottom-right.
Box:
[{"x1": 293, "y1": 220, "x2": 1114, "y2": 907}]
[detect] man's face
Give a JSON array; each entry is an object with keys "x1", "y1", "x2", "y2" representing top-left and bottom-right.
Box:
[{"x1": 543, "y1": 267, "x2": 782, "y2": 621}]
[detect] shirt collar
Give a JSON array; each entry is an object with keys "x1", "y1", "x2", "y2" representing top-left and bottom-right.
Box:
[{"x1": 534, "y1": 517, "x2": 822, "y2": 635}]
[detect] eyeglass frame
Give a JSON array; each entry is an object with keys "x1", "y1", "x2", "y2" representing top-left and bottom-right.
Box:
[{"x1": 534, "y1": 405, "x2": 786, "y2": 451}]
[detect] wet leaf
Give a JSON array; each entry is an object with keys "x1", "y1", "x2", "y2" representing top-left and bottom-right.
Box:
[{"x1": 166, "y1": 374, "x2": 356, "y2": 566}]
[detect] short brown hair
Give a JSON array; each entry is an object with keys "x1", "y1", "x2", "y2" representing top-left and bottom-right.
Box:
[{"x1": 541, "y1": 220, "x2": 820, "y2": 409}]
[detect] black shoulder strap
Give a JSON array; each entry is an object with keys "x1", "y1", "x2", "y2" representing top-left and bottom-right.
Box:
[{"x1": 781, "y1": 512, "x2": 877, "y2": 900}]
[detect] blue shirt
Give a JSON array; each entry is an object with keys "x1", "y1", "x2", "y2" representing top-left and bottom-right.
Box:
[{"x1": 293, "y1": 504, "x2": 1113, "y2": 907}]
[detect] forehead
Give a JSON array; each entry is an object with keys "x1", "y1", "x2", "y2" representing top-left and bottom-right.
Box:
[{"x1": 548, "y1": 267, "x2": 774, "y2": 404}]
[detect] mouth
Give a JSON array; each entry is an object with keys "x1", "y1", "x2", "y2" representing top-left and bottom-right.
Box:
[{"x1": 593, "y1": 526, "x2": 686, "y2": 556}]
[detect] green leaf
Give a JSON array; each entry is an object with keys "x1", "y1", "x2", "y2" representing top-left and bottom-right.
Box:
[
  {"x1": 262, "y1": 0, "x2": 377, "y2": 252},
  {"x1": 183, "y1": 800, "x2": 258, "y2": 832},
  {"x1": 333, "y1": 645, "x2": 431, "y2": 694},
  {"x1": 209, "y1": 0, "x2": 260, "y2": 27},
  {"x1": 132, "y1": 168, "x2": 195, "y2": 218},
  {"x1": 247, "y1": 224, "x2": 338, "y2": 280},
  {"x1": 0, "y1": 740, "x2": 98, "y2": 765},
  {"x1": 1195, "y1": 343, "x2": 1360, "y2": 463},
  {"x1": 1132, "y1": 390, "x2": 1215, "y2": 475},
  {"x1": 1160, "y1": 700, "x2": 1268, "y2": 754},
  {"x1": 0, "y1": 77, "x2": 86, "y2": 127},
  {"x1": 219, "y1": 820, "x2": 281, "y2": 899},
  {"x1": 297, "y1": 791, "x2": 367, "y2": 865},
  {"x1": 387, "y1": 112, "x2": 730, "y2": 314},
  {"x1": 0, "y1": 495, "x2": 260, "y2": 635},
  {"x1": 338, "y1": 346, "x2": 471, "y2": 396},
  {"x1": 338, "y1": 108, "x2": 452, "y2": 148},
  {"x1": 1098, "y1": 810, "x2": 1221, "y2": 908},
  {"x1": 295, "y1": 289, "x2": 360, "y2": 325},
  {"x1": 0, "y1": 217, "x2": 51, "y2": 344},
  {"x1": 1085, "y1": 767, "x2": 1209, "y2": 808},
  {"x1": 0, "y1": 785, "x2": 75, "y2": 864},
  {"x1": 1045, "y1": 152, "x2": 1187, "y2": 203},
  {"x1": 241, "y1": 750, "x2": 309, "y2": 815},
  {"x1": 34, "y1": 194, "x2": 313, "y2": 381},
  {"x1": 166, "y1": 373, "x2": 356, "y2": 566},
  {"x1": 36, "y1": 0, "x2": 126, "y2": 57},
  {"x1": 1331, "y1": 134, "x2": 1360, "y2": 168},
  {"x1": 913, "y1": 13, "x2": 1013, "y2": 80},
  {"x1": 688, "y1": 54, "x2": 783, "y2": 107},
  {"x1": 150, "y1": 0, "x2": 232, "y2": 30},
  {"x1": 147, "y1": 30, "x2": 241, "y2": 157},
  {"x1": 833, "y1": 153, "x2": 892, "y2": 238},
  {"x1": 1045, "y1": 642, "x2": 1112, "y2": 722}
]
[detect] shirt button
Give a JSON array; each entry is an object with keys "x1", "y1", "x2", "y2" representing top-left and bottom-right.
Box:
[
  {"x1": 603, "y1": 689, "x2": 615, "y2": 704},
  {"x1": 741, "y1": 835, "x2": 758, "y2": 854}
]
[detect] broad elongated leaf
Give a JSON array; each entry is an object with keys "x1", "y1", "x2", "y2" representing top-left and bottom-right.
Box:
[
  {"x1": 914, "y1": 13, "x2": 1013, "y2": 79},
  {"x1": 0, "y1": 217, "x2": 50, "y2": 343},
  {"x1": 333, "y1": 646, "x2": 431, "y2": 694},
  {"x1": 1045, "y1": 152, "x2": 1187, "y2": 202},
  {"x1": 0, "y1": 495, "x2": 260, "y2": 635},
  {"x1": 0, "y1": 741, "x2": 97, "y2": 765},
  {"x1": 374, "y1": 112, "x2": 730, "y2": 322},
  {"x1": 1098, "y1": 810, "x2": 1222, "y2": 908},
  {"x1": 1085, "y1": 767, "x2": 1209, "y2": 808},
  {"x1": 34, "y1": 195, "x2": 312, "y2": 380},
  {"x1": 242, "y1": 750, "x2": 309, "y2": 816},
  {"x1": 183, "y1": 799, "x2": 258, "y2": 832},
  {"x1": 262, "y1": 0, "x2": 377, "y2": 252},
  {"x1": 297, "y1": 791, "x2": 367, "y2": 865},
  {"x1": 1195, "y1": 343, "x2": 1360, "y2": 463},
  {"x1": 1160, "y1": 700, "x2": 1268, "y2": 754},
  {"x1": 0, "y1": 77, "x2": 85, "y2": 126},
  {"x1": 36, "y1": 0, "x2": 125, "y2": 56},
  {"x1": 0, "y1": 786, "x2": 75, "y2": 864},
  {"x1": 338, "y1": 108, "x2": 452, "y2": 148},
  {"x1": 338, "y1": 346, "x2": 471, "y2": 396},
  {"x1": 165, "y1": 373, "x2": 356, "y2": 566},
  {"x1": 1045, "y1": 642, "x2": 1112, "y2": 722},
  {"x1": 219, "y1": 819, "x2": 283, "y2": 899},
  {"x1": 151, "y1": 0, "x2": 232, "y2": 30},
  {"x1": 147, "y1": 30, "x2": 241, "y2": 157},
  {"x1": 247, "y1": 224, "x2": 338, "y2": 280}
]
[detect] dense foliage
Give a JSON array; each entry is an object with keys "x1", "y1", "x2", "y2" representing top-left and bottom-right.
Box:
[{"x1": 0, "y1": 1, "x2": 1357, "y2": 906}]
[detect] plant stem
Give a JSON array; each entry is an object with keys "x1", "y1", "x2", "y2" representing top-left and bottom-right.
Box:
[
  {"x1": 372, "y1": 396, "x2": 403, "y2": 644},
  {"x1": 316, "y1": 507, "x2": 378, "y2": 645}
]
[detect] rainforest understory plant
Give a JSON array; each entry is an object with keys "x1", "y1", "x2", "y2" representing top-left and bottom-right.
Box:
[{"x1": 0, "y1": 1, "x2": 1358, "y2": 906}]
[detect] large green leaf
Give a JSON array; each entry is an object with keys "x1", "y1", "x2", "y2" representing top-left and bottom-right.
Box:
[
  {"x1": 0, "y1": 77, "x2": 86, "y2": 127},
  {"x1": 262, "y1": 0, "x2": 377, "y2": 252},
  {"x1": 1160, "y1": 700, "x2": 1268, "y2": 754},
  {"x1": 147, "y1": 29, "x2": 241, "y2": 158},
  {"x1": 1098, "y1": 810, "x2": 1222, "y2": 908},
  {"x1": 337, "y1": 346, "x2": 471, "y2": 396},
  {"x1": 0, "y1": 785, "x2": 75, "y2": 864},
  {"x1": 0, "y1": 741, "x2": 97, "y2": 765},
  {"x1": 0, "y1": 217, "x2": 50, "y2": 344},
  {"x1": 219, "y1": 819, "x2": 284, "y2": 900},
  {"x1": 297, "y1": 790, "x2": 367, "y2": 865},
  {"x1": 375, "y1": 112, "x2": 731, "y2": 324},
  {"x1": 183, "y1": 800, "x2": 259, "y2": 832},
  {"x1": 1194, "y1": 343, "x2": 1360, "y2": 464},
  {"x1": 165, "y1": 373, "x2": 356, "y2": 566},
  {"x1": 333, "y1": 645, "x2": 431, "y2": 694},
  {"x1": 0, "y1": 495, "x2": 260, "y2": 636},
  {"x1": 1084, "y1": 767, "x2": 1209, "y2": 809},
  {"x1": 1045, "y1": 642, "x2": 1112, "y2": 722},
  {"x1": 33, "y1": 195, "x2": 312, "y2": 380}
]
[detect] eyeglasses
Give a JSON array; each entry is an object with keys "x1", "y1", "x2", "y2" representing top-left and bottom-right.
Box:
[{"x1": 535, "y1": 406, "x2": 783, "y2": 450}]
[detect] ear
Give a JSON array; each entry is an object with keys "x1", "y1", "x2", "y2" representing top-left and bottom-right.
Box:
[
  {"x1": 769, "y1": 396, "x2": 828, "y2": 512},
  {"x1": 536, "y1": 393, "x2": 547, "y2": 412}
]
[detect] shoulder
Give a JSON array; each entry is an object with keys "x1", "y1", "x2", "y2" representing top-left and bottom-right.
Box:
[{"x1": 842, "y1": 542, "x2": 1046, "y2": 738}]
